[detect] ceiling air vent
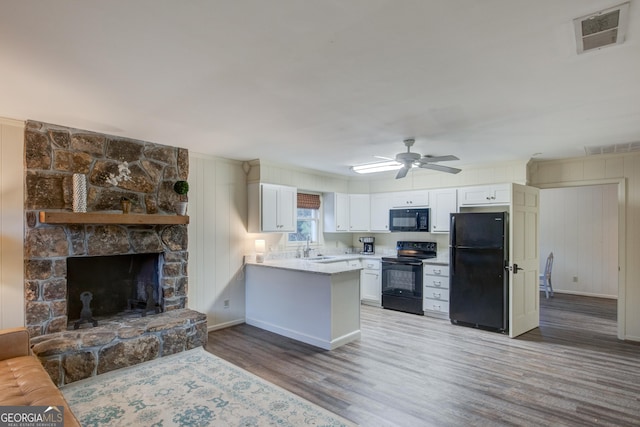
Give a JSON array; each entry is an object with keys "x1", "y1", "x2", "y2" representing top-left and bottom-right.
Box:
[
  {"x1": 574, "y1": 2, "x2": 630, "y2": 54},
  {"x1": 585, "y1": 141, "x2": 640, "y2": 156}
]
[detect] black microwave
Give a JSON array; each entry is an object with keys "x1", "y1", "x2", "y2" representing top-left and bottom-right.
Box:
[{"x1": 389, "y1": 208, "x2": 430, "y2": 232}]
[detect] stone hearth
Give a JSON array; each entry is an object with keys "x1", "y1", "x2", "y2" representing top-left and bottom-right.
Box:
[{"x1": 30, "y1": 309, "x2": 207, "y2": 386}]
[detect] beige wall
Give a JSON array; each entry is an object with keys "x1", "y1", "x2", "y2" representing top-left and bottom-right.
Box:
[
  {"x1": 0, "y1": 118, "x2": 25, "y2": 329},
  {"x1": 188, "y1": 153, "x2": 248, "y2": 330},
  {"x1": 529, "y1": 153, "x2": 638, "y2": 341}
]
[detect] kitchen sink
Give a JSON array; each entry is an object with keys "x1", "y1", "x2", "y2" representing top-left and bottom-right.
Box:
[{"x1": 308, "y1": 256, "x2": 336, "y2": 261}]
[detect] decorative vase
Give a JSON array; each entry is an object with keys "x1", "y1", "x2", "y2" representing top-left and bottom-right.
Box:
[
  {"x1": 121, "y1": 199, "x2": 131, "y2": 214},
  {"x1": 175, "y1": 201, "x2": 188, "y2": 216},
  {"x1": 72, "y1": 174, "x2": 87, "y2": 212}
]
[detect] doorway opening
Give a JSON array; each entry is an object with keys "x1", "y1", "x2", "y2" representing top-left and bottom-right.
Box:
[{"x1": 538, "y1": 183, "x2": 619, "y2": 338}]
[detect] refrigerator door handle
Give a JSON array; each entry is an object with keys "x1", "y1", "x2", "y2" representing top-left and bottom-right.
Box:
[
  {"x1": 506, "y1": 264, "x2": 524, "y2": 274},
  {"x1": 450, "y1": 215, "x2": 456, "y2": 246}
]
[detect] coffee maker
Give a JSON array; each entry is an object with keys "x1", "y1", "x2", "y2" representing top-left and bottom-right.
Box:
[{"x1": 359, "y1": 237, "x2": 375, "y2": 254}]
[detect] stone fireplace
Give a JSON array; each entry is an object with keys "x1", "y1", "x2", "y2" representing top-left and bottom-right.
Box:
[
  {"x1": 66, "y1": 253, "x2": 163, "y2": 327},
  {"x1": 23, "y1": 121, "x2": 207, "y2": 385}
]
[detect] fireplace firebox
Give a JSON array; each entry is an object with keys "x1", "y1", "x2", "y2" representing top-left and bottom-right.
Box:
[{"x1": 67, "y1": 253, "x2": 163, "y2": 328}]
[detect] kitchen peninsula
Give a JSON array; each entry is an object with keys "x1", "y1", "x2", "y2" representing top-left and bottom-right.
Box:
[{"x1": 245, "y1": 257, "x2": 362, "y2": 350}]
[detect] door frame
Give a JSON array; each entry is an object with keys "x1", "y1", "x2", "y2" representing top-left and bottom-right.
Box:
[{"x1": 535, "y1": 178, "x2": 626, "y2": 340}]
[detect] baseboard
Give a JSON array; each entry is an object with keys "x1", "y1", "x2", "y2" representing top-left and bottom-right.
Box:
[
  {"x1": 548, "y1": 290, "x2": 617, "y2": 299},
  {"x1": 207, "y1": 319, "x2": 245, "y2": 332}
]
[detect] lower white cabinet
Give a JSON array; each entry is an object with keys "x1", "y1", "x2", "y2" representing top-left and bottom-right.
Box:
[
  {"x1": 423, "y1": 262, "x2": 450, "y2": 318},
  {"x1": 360, "y1": 259, "x2": 381, "y2": 306}
]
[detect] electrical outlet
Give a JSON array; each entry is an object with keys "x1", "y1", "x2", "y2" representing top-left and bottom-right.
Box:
[
  {"x1": 224, "y1": 299, "x2": 230, "y2": 308},
  {"x1": 573, "y1": 276, "x2": 578, "y2": 282}
]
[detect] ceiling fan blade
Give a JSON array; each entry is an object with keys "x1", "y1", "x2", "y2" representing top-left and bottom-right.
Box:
[
  {"x1": 419, "y1": 163, "x2": 461, "y2": 174},
  {"x1": 395, "y1": 166, "x2": 410, "y2": 179},
  {"x1": 420, "y1": 155, "x2": 459, "y2": 163}
]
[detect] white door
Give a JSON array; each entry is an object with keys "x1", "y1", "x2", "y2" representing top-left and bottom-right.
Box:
[{"x1": 509, "y1": 184, "x2": 540, "y2": 337}]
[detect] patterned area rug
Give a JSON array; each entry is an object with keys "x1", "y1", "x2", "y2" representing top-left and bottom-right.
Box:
[{"x1": 61, "y1": 347, "x2": 356, "y2": 426}]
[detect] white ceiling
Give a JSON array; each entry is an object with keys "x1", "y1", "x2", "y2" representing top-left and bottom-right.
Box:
[{"x1": 1, "y1": 1, "x2": 639, "y2": 176}]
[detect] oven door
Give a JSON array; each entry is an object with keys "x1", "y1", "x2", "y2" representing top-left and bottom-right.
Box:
[{"x1": 381, "y1": 260, "x2": 423, "y2": 298}]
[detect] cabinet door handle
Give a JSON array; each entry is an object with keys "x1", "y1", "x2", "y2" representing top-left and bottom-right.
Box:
[
  {"x1": 433, "y1": 269, "x2": 441, "y2": 274},
  {"x1": 433, "y1": 281, "x2": 442, "y2": 287},
  {"x1": 433, "y1": 292, "x2": 441, "y2": 298}
]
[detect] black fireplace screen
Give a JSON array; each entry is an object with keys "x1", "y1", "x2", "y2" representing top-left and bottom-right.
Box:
[{"x1": 67, "y1": 253, "x2": 162, "y2": 325}]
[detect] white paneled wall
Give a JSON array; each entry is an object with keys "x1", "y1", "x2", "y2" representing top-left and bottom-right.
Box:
[
  {"x1": 188, "y1": 154, "x2": 247, "y2": 330},
  {"x1": 540, "y1": 185, "x2": 618, "y2": 298},
  {"x1": 0, "y1": 118, "x2": 25, "y2": 329}
]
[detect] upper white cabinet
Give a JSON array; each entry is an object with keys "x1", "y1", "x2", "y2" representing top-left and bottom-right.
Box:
[
  {"x1": 349, "y1": 194, "x2": 370, "y2": 231},
  {"x1": 430, "y1": 188, "x2": 457, "y2": 233},
  {"x1": 390, "y1": 190, "x2": 429, "y2": 207},
  {"x1": 323, "y1": 192, "x2": 349, "y2": 232},
  {"x1": 324, "y1": 192, "x2": 370, "y2": 232},
  {"x1": 370, "y1": 193, "x2": 392, "y2": 232},
  {"x1": 457, "y1": 184, "x2": 511, "y2": 206},
  {"x1": 248, "y1": 183, "x2": 297, "y2": 233}
]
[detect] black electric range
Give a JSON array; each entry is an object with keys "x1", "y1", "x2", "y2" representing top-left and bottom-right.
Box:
[{"x1": 381, "y1": 241, "x2": 437, "y2": 315}]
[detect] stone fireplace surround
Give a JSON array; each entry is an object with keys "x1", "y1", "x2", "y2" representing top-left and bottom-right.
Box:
[{"x1": 23, "y1": 120, "x2": 207, "y2": 385}]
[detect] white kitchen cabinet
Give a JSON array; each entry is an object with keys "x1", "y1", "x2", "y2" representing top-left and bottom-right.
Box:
[
  {"x1": 248, "y1": 183, "x2": 297, "y2": 233},
  {"x1": 324, "y1": 192, "x2": 370, "y2": 232},
  {"x1": 430, "y1": 188, "x2": 457, "y2": 233},
  {"x1": 390, "y1": 190, "x2": 429, "y2": 207},
  {"x1": 323, "y1": 192, "x2": 349, "y2": 232},
  {"x1": 360, "y1": 259, "x2": 381, "y2": 306},
  {"x1": 349, "y1": 194, "x2": 370, "y2": 231},
  {"x1": 458, "y1": 184, "x2": 511, "y2": 206},
  {"x1": 423, "y1": 262, "x2": 450, "y2": 318},
  {"x1": 370, "y1": 193, "x2": 392, "y2": 232}
]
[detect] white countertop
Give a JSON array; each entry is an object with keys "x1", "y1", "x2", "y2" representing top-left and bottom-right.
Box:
[
  {"x1": 245, "y1": 255, "x2": 367, "y2": 275},
  {"x1": 423, "y1": 254, "x2": 450, "y2": 265},
  {"x1": 246, "y1": 252, "x2": 449, "y2": 273}
]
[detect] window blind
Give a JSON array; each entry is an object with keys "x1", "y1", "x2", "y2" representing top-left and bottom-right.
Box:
[{"x1": 297, "y1": 193, "x2": 321, "y2": 210}]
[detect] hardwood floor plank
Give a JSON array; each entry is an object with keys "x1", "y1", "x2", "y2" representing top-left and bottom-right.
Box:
[{"x1": 206, "y1": 293, "x2": 640, "y2": 426}]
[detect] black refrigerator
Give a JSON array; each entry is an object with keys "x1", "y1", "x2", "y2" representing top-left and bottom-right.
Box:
[{"x1": 449, "y1": 212, "x2": 508, "y2": 333}]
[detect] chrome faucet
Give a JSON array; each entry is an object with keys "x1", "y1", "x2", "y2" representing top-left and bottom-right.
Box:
[{"x1": 303, "y1": 237, "x2": 314, "y2": 258}]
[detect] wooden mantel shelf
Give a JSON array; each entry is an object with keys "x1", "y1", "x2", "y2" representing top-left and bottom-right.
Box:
[{"x1": 39, "y1": 211, "x2": 189, "y2": 225}]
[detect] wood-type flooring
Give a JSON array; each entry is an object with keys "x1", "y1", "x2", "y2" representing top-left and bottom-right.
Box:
[{"x1": 205, "y1": 294, "x2": 640, "y2": 426}]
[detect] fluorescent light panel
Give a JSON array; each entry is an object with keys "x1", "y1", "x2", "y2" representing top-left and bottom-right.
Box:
[{"x1": 351, "y1": 160, "x2": 402, "y2": 174}]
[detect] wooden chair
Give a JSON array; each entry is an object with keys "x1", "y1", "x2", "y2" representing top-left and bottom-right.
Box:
[{"x1": 540, "y1": 252, "x2": 554, "y2": 298}]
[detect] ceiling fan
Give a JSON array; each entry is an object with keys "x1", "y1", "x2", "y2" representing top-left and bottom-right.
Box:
[{"x1": 392, "y1": 139, "x2": 461, "y2": 179}]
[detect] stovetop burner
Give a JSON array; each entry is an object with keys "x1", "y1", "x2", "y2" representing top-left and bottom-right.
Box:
[{"x1": 382, "y1": 241, "x2": 437, "y2": 263}]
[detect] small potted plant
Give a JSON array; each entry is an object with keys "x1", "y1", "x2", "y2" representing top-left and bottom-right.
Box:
[{"x1": 173, "y1": 180, "x2": 189, "y2": 215}]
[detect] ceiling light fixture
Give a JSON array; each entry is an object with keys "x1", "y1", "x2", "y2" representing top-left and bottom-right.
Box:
[{"x1": 351, "y1": 160, "x2": 402, "y2": 174}]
